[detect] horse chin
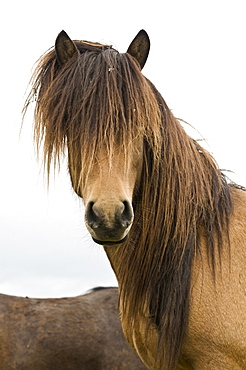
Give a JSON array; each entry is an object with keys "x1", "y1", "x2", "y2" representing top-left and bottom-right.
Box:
[{"x1": 92, "y1": 235, "x2": 128, "y2": 246}]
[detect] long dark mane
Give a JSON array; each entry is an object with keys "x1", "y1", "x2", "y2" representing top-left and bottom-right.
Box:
[{"x1": 24, "y1": 38, "x2": 233, "y2": 369}]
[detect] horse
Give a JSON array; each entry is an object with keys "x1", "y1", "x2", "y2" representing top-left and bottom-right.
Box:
[
  {"x1": 23, "y1": 30, "x2": 246, "y2": 369},
  {"x1": 0, "y1": 287, "x2": 146, "y2": 369}
]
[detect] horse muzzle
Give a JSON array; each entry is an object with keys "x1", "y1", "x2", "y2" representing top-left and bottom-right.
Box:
[{"x1": 84, "y1": 200, "x2": 134, "y2": 246}]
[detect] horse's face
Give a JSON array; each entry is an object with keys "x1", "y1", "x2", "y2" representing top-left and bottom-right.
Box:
[
  {"x1": 54, "y1": 30, "x2": 150, "y2": 245},
  {"x1": 80, "y1": 144, "x2": 143, "y2": 245}
]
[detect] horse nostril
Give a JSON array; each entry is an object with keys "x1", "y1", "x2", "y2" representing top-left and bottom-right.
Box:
[
  {"x1": 86, "y1": 202, "x2": 99, "y2": 229},
  {"x1": 121, "y1": 201, "x2": 134, "y2": 228},
  {"x1": 85, "y1": 200, "x2": 134, "y2": 233}
]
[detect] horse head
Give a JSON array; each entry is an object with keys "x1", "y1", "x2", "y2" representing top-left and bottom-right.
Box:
[{"x1": 54, "y1": 30, "x2": 152, "y2": 245}]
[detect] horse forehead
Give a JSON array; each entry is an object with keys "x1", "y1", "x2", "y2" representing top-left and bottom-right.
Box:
[
  {"x1": 90, "y1": 152, "x2": 135, "y2": 177},
  {"x1": 81, "y1": 145, "x2": 141, "y2": 189},
  {"x1": 90, "y1": 142, "x2": 142, "y2": 165}
]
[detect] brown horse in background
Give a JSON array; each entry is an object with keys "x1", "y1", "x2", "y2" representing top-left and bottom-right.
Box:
[
  {"x1": 24, "y1": 30, "x2": 246, "y2": 369},
  {"x1": 0, "y1": 287, "x2": 146, "y2": 369}
]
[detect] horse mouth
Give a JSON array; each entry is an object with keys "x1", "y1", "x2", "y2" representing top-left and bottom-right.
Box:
[{"x1": 92, "y1": 235, "x2": 128, "y2": 246}]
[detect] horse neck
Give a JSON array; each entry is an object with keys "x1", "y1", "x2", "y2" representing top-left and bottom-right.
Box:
[{"x1": 103, "y1": 246, "x2": 122, "y2": 282}]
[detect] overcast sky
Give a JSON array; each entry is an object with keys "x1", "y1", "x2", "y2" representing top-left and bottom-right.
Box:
[{"x1": 1, "y1": 0, "x2": 245, "y2": 298}]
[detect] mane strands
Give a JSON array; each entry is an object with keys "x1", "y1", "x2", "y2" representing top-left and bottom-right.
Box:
[
  {"x1": 24, "y1": 41, "x2": 162, "y2": 187},
  {"x1": 114, "y1": 86, "x2": 232, "y2": 368}
]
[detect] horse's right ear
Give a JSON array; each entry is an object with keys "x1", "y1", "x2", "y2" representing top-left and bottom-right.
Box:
[
  {"x1": 127, "y1": 30, "x2": 150, "y2": 70},
  {"x1": 55, "y1": 30, "x2": 79, "y2": 66}
]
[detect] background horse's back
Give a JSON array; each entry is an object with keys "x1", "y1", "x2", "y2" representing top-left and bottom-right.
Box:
[{"x1": 0, "y1": 288, "x2": 146, "y2": 369}]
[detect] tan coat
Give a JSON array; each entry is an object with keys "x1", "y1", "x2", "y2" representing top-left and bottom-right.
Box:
[{"x1": 119, "y1": 188, "x2": 246, "y2": 369}]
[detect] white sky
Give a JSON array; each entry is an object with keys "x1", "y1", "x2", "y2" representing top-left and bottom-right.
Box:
[{"x1": 1, "y1": 0, "x2": 245, "y2": 298}]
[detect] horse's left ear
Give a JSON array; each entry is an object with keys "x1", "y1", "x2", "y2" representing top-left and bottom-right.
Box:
[
  {"x1": 55, "y1": 30, "x2": 79, "y2": 66},
  {"x1": 127, "y1": 30, "x2": 150, "y2": 70}
]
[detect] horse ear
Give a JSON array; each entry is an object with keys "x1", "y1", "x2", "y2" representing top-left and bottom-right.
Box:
[
  {"x1": 55, "y1": 30, "x2": 79, "y2": 66},
  {"x1": 127, "y1": 30, "x2": 150, "y2": 70}
]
